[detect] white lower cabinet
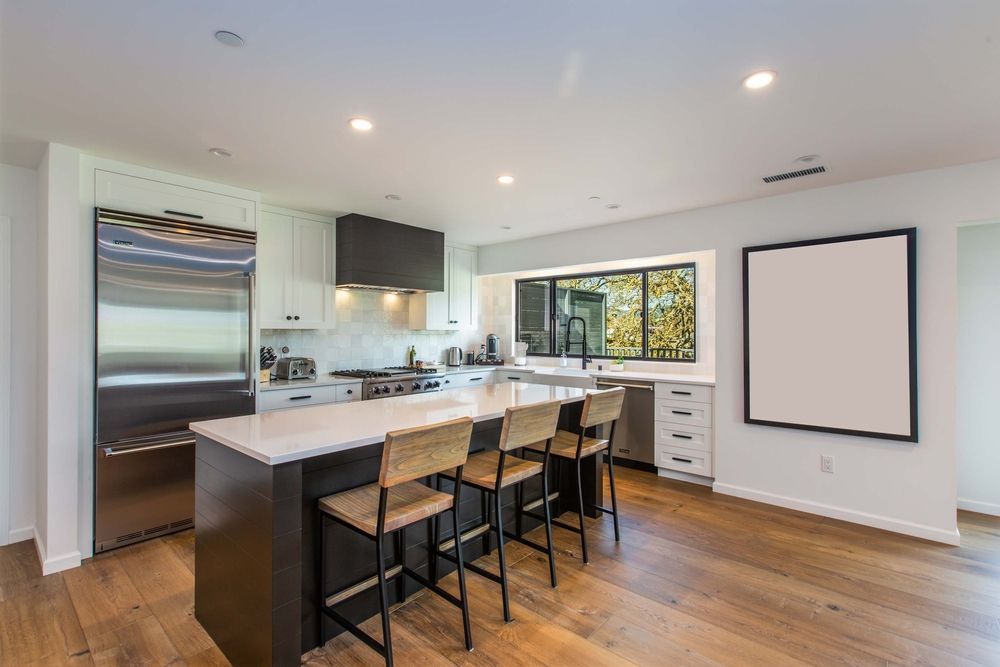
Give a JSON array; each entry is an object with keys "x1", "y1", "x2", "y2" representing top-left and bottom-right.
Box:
[
  {"x1": 443, "y1": 371, "x2": 494, "y2": 390},
  {"x1": 258, "y1": 382, "x2": 361, "y2": 412},
  {"x1": 653, "y1": 383, "x2": 715, "y2": 478}
]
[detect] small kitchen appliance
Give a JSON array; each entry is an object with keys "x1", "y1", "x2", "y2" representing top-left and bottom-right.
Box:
[
  {"x1": 486, "y1": 334, "x2": 500, "y2": 360},
  {"x1": 447, "y1": 346, "x2": 463, "y2": 367},
  {"x1": 273, "y1": 357, "x2": 317, "y2": 380}
]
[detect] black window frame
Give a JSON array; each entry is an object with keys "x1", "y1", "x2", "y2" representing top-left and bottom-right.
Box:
[{"x1": 514, "y1": 261, "x2": 697, "y2": 363}]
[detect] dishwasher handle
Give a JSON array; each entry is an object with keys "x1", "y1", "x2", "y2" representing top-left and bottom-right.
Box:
[{"x1": 596, "y1": 381, "x2": 654, "y2": 391}]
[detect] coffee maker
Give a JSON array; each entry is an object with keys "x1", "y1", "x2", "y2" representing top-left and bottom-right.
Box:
[{"x1": 475, "y1": 334, "x2": 504, "y2": 365}]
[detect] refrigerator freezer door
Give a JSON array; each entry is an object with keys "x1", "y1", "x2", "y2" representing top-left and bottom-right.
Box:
[
  {"x1": 96, "y1": 221, "x2": 256, "y2": 444},
  {"x1": 95, "y1": 435, "x2": 195, "y2": 552}
]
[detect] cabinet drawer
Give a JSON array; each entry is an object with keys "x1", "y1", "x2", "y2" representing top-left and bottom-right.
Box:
[
  {"x1": 655, "y1": 399, "x2": 712, "y2": 428},
  {"x1": 654, "y1": 423, "x2": 713, "y2": 453},
  {"x1": 336, "y1": 383, "x2": 362, "y2": 402},
  {"x1": 655, "y1": 445, "x2": 713, "y2": 476},
  {"x1": 96, "y1": 170, "x2": 256, "y2": 232},
  {"x1": 499, "y1": 371, "x2": 533, "y2": 383},
  {"x1": 446, "y1": 372, "x2": 493, "y2": 389},
  {"x1": 654, "y1": 382, "x2": 713, "y2": 404},
  {"x1": 259, "y1": 384, "x2": 339, "y2": 412}
]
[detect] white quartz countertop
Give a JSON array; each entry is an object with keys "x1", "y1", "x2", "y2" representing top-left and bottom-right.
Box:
[
  {"x1": 260, "y1": 375, "x2": 362, "y2": 392},
  {"x1": 468, "y1": 364, "x2": 715, "y2": 386},
  {"x1": 191, "y1": 383, "x2": 589, "y2": 465}
]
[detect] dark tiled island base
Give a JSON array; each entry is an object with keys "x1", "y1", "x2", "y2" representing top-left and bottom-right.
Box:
[{"x1": 194, "y1": 403, "x2": 601, "y2": 666}]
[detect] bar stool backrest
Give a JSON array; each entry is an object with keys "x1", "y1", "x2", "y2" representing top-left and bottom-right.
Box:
[
  {"x1": 580, "y1": 387, "x2": 626, "y2": 428},
  {"x1": 380, "y1": 417, "x2": 474, "y2": 488},
  {"x1": 498, "y1": 399, "x2": 562, "y2": 451}
]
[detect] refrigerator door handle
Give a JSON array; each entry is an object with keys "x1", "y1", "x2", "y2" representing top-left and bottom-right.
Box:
[
  {"x1": 246, "y1": 271, "x2": 256, "y2": 397},
  {"x1": 102, "y1": 437, "x2": 196, "y2": 458}
]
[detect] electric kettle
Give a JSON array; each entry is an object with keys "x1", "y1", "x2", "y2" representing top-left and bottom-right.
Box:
[{"x1": 447, "y1": 347, "x2": 463, "y2": 367}]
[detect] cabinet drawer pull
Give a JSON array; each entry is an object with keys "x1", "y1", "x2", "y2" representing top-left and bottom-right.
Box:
[
  {"x1": 507, "y1": 376, "x2": 521, "y2": 380},
  {"x1": 289, "y1": 395, "x2": 312, "y2": 401},
  {"x1": 671, "y1": 456, "x2": 694, "y2": 464},
  {"x1": 671, "y1": 410, "x2": 693, "y2": 416},
  {"x1": 346, "y1": 389, "x2": 353, "y2": 395},
  {"x1": 469, "y1": 377, "x2": 483, "y2": 382},
  {"x1": 164, "y1": 209, "x2": 204, "y2": 220},
  {"x1": 286, "y1": 315, "x2": 292, "y2": 320},
  {"x1": 294, "y1": 315, "x2": 300, "y2": 320},
  {"x1": 671, "y1": 433, "x2": 693, "y2": 440},
  {"x1": 671, "y1": 390, "x2": 692, "y2": 396}
]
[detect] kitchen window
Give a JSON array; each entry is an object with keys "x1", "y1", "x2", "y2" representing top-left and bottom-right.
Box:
[{"x1": 515, "y1": 263, "x2": 696, "y2": 362}]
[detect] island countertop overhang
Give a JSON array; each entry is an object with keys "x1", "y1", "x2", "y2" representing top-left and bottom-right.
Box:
[{"x1": 190, "y1": 382, "x2": 591, "y2": 465}]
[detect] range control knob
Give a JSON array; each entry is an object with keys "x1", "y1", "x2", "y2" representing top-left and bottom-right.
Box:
[
  {"x1": 429, "y1": 381, "x2": 440, "y2": 388},
  {"x1": 412, "y1": 382, "x2": 422, "y2": 391},
  {"x1": 381, "y1": 385, "x2": 390, "y2": 394},
  {"x1": 395, "y1": 383, "x2": 404, "y2": 392},
  {"x1": 372, "y1": 386, "x2": 381, "y2": 395}
]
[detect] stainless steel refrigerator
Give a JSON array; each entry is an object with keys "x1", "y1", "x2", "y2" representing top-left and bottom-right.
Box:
[{"x1": 94, "y1": 208, "x2": 256, "y2": 552}]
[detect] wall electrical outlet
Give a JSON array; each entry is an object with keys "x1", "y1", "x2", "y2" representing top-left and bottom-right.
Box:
[{"x1": 821, "y1": 455, "x2": 835, "y2": 473}]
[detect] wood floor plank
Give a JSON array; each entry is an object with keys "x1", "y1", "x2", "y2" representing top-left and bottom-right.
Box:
[{"x1": 1, "y1": 466, "x2": 998, "y2": 666}]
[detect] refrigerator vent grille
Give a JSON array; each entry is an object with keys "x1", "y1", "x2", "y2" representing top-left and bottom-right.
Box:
[
  {"x1": 144, "y1": 523, "x2": 170, "y2": 536},
  {"x1": 116, "y1": 530, "x2": 142, "y2": 544},
  {"x1": 171, "y1": 518, "x2": 193, "y2": 529}
]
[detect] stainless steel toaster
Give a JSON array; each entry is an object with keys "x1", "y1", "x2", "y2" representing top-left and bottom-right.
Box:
[{"x1": 273, "y1": 357, "x2": 317, "y2": 380}]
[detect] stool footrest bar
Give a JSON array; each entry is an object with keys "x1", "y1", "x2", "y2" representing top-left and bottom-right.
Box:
[
  {"x1": 522, "y1": 491, "x2": 559, "y2": 513},
  {"x1": 324, "y1": 564, "x2": 403, "y2": 608},
  {"x1": 438, "y1": 521, "x2": 491, "y2": 554}
]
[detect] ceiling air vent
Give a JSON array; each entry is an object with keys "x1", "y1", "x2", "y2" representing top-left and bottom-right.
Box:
[{"x1": 762, "y1": 165, "x2": 826, "y2": 184}]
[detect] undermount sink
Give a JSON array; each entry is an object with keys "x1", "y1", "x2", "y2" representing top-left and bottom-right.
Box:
[{"x1": 549, "y1": 368, "x2": 593, "y2": 377}]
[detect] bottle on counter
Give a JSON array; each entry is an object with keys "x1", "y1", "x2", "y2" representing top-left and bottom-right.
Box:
[
  {"x1": 407, "y1": 345, "x2": 416, "y2": 367},
  {"x1": 560, "y1": 351, "x2": 568, "y2": 367}
]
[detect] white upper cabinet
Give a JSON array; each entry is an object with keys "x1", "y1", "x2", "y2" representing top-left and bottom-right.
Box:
[
  {"x1": 95, "y1": 169, "x2": 256, "y2": 232},
  {"x1": 259, "y1": 209, "x2": 336, "y2": 330},
  {"x1": 409, "y1": 244, "x2": 477, "y2": 330}
]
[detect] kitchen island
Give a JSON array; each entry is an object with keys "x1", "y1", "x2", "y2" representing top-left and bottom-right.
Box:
[{"x1": 190, "y1": 382, "x2": 595, "y2": 666}]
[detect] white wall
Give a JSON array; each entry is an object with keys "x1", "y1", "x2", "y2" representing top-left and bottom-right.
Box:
[
  {"x1": 35, "y1": 144, "x2": 83, "y2": 573},
  {"x1": 479, "y1": 159, "x2": 1000, "y2": 544},
  {"x1": 957, "y1": 222, "x2": 1000, "y2": 516},
  {"x1": 0, "y1": 163, "x2": 38, "y2": 545}
]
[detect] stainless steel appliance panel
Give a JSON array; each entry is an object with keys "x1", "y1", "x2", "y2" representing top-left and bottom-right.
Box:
[
  {"x1": 94, "y1": 435, "x2": 195, "y2": 552},
  {"x1": 596, "y1": 379, "x2": 655, "y2": 464},
  {"x1": 96, "y1": 221, "x2": 256, "y2": 443}
]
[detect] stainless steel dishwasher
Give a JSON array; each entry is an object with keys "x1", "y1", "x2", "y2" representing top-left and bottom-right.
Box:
[{"x1": 594, "y1": 378, "x2": 655, "y2": 465}]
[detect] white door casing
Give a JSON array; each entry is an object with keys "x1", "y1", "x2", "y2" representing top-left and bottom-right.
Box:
[{"x1": 0, "y1": 217, "x2": 11, "y2": 545}]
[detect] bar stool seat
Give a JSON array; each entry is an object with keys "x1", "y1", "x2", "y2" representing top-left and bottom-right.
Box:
[
  {"x1": 319, "y1": 481, "x2": 454, "y2": 535},
  {"x1": 524, "y1": 429, "x2": 609, "y2": 459},
  {"x1": 443, "y1": 450, "x2": 543, "y2": 490}
]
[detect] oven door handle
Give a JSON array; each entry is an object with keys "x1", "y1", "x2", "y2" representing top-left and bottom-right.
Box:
[{"x1": 102, "y1": 437, "x2": 196, "y2": 458}]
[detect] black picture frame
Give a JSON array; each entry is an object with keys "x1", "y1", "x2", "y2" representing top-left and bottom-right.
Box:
[{"x1": 743, "y1": 227, "x2": 918, "y2": 442}]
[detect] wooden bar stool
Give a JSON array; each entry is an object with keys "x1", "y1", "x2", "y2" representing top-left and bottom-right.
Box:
[
  {"x1": 317, "y1": 417, "x2": 475, "y2": 666},
  {"x1": 437, "y1": 399, "x2": 562, "y2": 622},
  {"x1": 522, "y1": 387, "x2": 626, "y2": 564}
]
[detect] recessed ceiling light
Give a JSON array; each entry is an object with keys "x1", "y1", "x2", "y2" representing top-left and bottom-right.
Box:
[
  {"x1": 742, "y1": 70, "x2": 776, "y2": 90},
  {"x1": 605, "y1": 203, "x2": 621, "y2": 210},
  {"x1": 349, "y1": 117, "x2": 373, "y2": 132},
  {"x1": 384, "y1": 194, "x2": 401, "y2": 201},
  {"x1": 214, "y1": 30, "x2": 244, "y2": 48},
  {"x1": 795, "y1": 154, "x2": 821, "y2": 164},
  {"x1": 588, "y1": 195, "x2": 601, "y2": 201},
  {"x1": 208, "y1": 147, "x2": 232, "y2": 158},
  {"x1": 497, "y1": 174, "x2": 515, "y2": 185},
  {"x1": 500, "y1": 225, "x2": 512, "y2": 230}
]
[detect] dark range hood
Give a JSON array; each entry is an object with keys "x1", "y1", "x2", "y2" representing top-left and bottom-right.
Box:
[{"x1": 336, "y1": 213, "x2": 444, "y2": 293}]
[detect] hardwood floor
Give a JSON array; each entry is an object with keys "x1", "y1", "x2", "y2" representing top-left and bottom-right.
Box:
[{"x1": 2, "y1": 467, "x2": 998, "y2": 666}]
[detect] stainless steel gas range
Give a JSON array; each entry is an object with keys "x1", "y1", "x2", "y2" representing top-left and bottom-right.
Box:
[{"x1": 331, "y1": 367, "x2": 444, "y2": 400}]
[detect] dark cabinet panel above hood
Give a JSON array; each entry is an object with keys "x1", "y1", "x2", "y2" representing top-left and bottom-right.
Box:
[{"x1": 336, "y1": 214, "x2": 444, "y2": 293}]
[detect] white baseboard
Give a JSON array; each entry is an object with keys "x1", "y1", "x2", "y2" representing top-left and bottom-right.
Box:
[
  {"x1": 713, "y1": 482, "x2": 961, "y2": 546},
  {"x1": 8, "y1": 525, "x2": 33, "y2": 544},
  {"x1": 958, "y1": 497, "x2": 1000, "y2": 517},
  {"x1": 657, "y1": 467, "x2": 713, "y2": 487},
  {"x1": 33, "y1": 526, "x2": 82, "y2": 576}
]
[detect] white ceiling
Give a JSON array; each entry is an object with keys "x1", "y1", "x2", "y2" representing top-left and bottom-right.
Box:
[{"x1": 2, "y1": 1, "x2": 1000, "y2": 245}]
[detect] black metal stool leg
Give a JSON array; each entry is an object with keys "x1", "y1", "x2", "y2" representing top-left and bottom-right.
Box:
[
  {"x1": 317, "y1": 512, "x2": 327, "y2": 644},
  {"x1": 541, "y1": 464, "x2": 558, "y2": 588},
  {"x1": 375, "y1": 530, "x2": 394, "y2": 666},
  {"x1": 575, "y1": 456, "x2": 589, "y2": 564},
  {"x1": 481, "y1": 489, "x2": 492, "y2": 556},
  {"x1": 395, "y1": 527, "x2": 406, "y2": 602},
  {"x1": 606, "y1": 452, "x2": 621, "y2": 542},
  {"x1": 493, "y1": 488, "x2": 512, "y2": 622},
  {"x1": 452, "y1": 504, "x2": 474, "y2": 650}
]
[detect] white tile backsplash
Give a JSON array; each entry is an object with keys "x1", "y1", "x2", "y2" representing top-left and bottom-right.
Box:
[{"x1": 261, "y1": 289, "x2": 485, "y2": 371}]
